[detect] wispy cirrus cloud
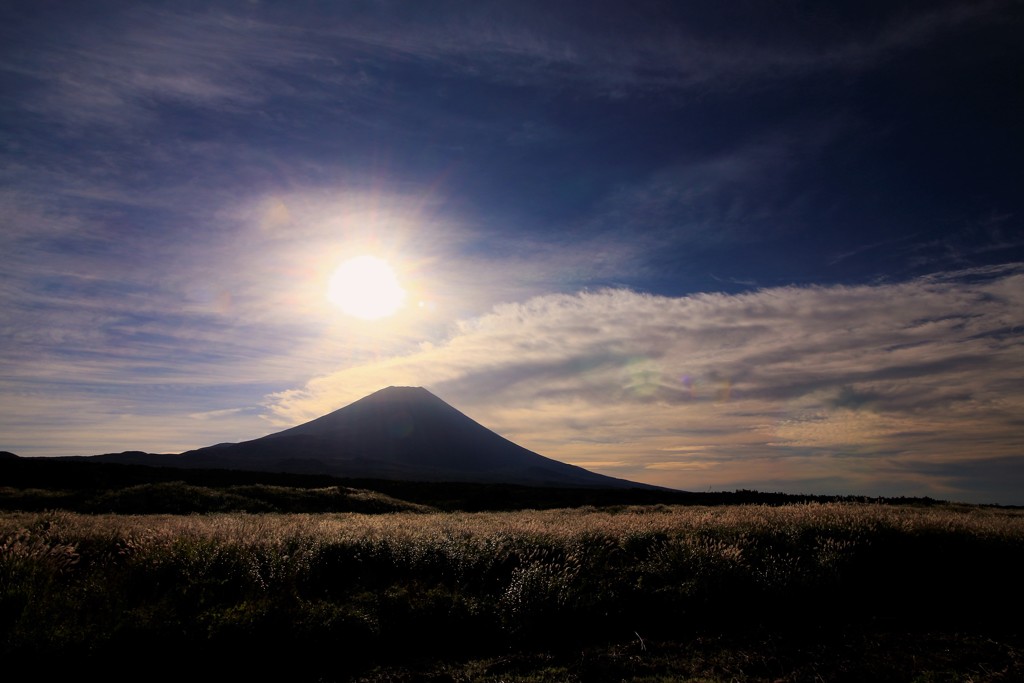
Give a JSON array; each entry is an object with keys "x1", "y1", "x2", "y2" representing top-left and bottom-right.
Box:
[
  {"x1": 6, "y1": 0, "x2": 1011, "y2": 132},
  {"x1": 2, "y1": 6, "x2": 318, "y2": 127},
  {"x1": 303, "y1": 0, "x2": 1015, "y2": 94},
  {"x1": 266, "y1": 264, "x2": 1024, "y2": 503},
  {"x1": 581, "y1": 122, "x2": 846, "y2": 257}
]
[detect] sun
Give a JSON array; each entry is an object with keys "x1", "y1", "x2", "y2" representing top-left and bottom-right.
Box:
[{"x1": 327, "y1": 255, "x2": 406, "y2": 320}]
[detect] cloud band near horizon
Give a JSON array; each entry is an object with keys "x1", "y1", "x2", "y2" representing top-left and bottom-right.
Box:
[{"x1": 265, "y1": 264, "x2": 1024, "y2": 504}]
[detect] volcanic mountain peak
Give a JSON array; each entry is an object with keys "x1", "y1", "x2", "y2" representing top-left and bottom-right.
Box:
[
  {"x1": 268, "y1": 385, "x2": 483, "y2": 444},
  {"x1": 356, "y1": 385, "x2": 435, "y2": 404},
  {"x1": 355, "y1": 384, "x2": 457, "y2": 409},
  {"x1": 372, "y1": 385, "x2": 433, "y2": 398},
  {"x1": 96, "y1": 386, "x2": 654, "y2": 489},
  {"x1": 273, "y1": 385, "x2": 453, "y2": 438}
]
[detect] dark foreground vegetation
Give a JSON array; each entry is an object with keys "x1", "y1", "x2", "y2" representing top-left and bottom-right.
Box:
[
  {"x1": 3, "y1": 477, "x2": 1023, "y2": 681},
  {"x1": 0, "y1": 456, "x2": 950, "y2": 513}
]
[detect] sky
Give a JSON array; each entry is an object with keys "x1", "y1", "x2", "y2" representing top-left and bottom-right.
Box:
[{"x1": 2, "y1": 1, "x2": 1023, "y2": 505}]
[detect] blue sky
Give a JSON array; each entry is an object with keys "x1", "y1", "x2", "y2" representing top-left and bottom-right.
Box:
[{"x1": 2, "y1": 1, "x2": 1023, "y2": 503}]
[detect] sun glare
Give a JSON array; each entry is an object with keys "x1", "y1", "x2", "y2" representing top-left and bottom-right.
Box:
[{"x1": 327, "y1": 255, "x2": 406, "y2": 320}]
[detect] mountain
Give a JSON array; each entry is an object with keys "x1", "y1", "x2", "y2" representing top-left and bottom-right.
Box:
[{"x1": 94, "y1": 386, "x2": 652, "y2": 488}]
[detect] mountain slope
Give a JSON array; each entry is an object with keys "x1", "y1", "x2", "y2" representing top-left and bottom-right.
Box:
[{"x1": 96, "y1": 386, "x2": 651, "y2": 488}]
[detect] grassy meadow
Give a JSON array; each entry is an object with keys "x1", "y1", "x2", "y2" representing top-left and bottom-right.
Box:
[{"x1": 3, "y1": 500, "x2": 1023, "y2": 681}]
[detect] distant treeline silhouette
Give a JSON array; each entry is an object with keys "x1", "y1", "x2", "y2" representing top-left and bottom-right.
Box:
[{"x1": 0, "y1": 456, "x2": 953, "y2": 513}]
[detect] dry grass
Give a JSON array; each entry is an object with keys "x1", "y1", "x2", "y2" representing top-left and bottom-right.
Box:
[{"x1": 2, "y1": 503, "x2": 1022, "y2": 681}]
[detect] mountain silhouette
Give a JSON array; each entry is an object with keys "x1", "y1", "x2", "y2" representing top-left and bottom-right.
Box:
[{"x1": 95, "y1": 386, "x2": 650, "y2": 488}]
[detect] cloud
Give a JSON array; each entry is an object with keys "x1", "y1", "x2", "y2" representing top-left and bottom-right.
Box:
[
  {"x1": 0, "y1": 391, "x2": 268, "y2": 458},
  {"x1": 6, "y1": 1, "x2": 1012, "y2": 133},
  {"x1": 580, "y1": 123, "x2": 846, "y2": 256},
  {"x1": 266, "y1": 264, "x2": 1024, "y2": 503},
  {"x1": 304, "y1": 0, "x2": 1015, "y2": 94},
  {"x1": 2, "y1": 6, "x2": 319, "y2": 128}
]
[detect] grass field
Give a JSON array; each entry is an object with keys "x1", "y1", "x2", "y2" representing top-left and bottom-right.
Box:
[{"x1": 3, "y1": 502, "x2": 1023, "y2": 681}]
